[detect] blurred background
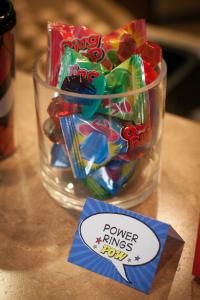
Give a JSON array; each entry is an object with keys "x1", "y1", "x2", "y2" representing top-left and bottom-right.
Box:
[{"x1": 13, "y1": 0, "x2": 200, "y2": 121}]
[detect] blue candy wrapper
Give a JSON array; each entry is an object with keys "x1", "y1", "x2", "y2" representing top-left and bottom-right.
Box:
[
  {"x1": 51, "y1": 144, "x2": 70, "y2": 168},
  {"x1": 60, "y1": 114, "x2": 128, "y2": 178}
]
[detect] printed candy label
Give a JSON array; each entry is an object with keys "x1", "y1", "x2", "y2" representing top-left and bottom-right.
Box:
[{"x1": 60, "y1": 34, "x2": 105, "y2": 63}]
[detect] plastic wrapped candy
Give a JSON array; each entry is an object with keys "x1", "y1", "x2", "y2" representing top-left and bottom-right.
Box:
[
  {"x1": 51, "y1": 143, "x2": 70, "y2": 168},
  {"x1": 59, "y1": 114, "x2": 128, "y2": 178},
  {"x1": 43, "y1": 118, "x2": 64, "y2": 144},
  {"x1": 136, "y1": 41, "x2": 162, "y2": 67},
  {"x1": 98, "y1": 54, "x2": 150, "y2": 125},
  {"x1": 46, "y1": 95, "x2": 79, "y2": 144},
  {"x1": 83, "y1": 158, "x2": 138, "y2": 199},
  {"x1": 48, "y1": 20, "x2": 161, "y2": 87},
  {"x1": 118, "y1": 122, "x2": 152, "y2": 160},
  {"x1": 57, "y1": 46, "x2": 107, "y2": 119},
  {"x1": 58, "y1": 46, "x2": 108, "y2": 87},
  {"x1": 45, "y1": 19, "x2": 164, "y2": 200},
  {"x1": 47, "y1": 95, "x2": 79, "y2": 127},
  {"x1": 47, "y1": 20, "x2": 147, "y2": 86},
  {"x1": 136, "y1": 41, "x2": 162, "y2": 84},
  {"x1": 101, "y1": 19, "x2": 146, "y2": 70},
  {"x1": 143, "y1": 61, "x2": 158, "y2": 85},
  {"x1": 47, "y1": 23, "x2": 104, "y2": 86}
]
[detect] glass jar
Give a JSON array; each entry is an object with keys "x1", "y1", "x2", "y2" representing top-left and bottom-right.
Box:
[{"x1": 33, "y1": 53, "x2": 167, "y2": 211}]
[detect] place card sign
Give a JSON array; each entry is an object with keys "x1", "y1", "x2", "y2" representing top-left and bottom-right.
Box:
[{"x1": 68, "y1": 198, "x2": 183, "y2": 294}]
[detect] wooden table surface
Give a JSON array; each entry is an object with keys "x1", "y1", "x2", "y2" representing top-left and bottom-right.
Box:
[{"x1": 0, "y1": 72, "x2": 200, "y2": 300}]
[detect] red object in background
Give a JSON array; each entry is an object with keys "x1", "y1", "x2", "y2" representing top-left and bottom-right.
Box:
[
  {"x1": 0, "y1": 110, "x2": 15, "y2": 158},
  {"x1": 192, "y1": 218, "x2": 200, "y2": 277},
  {"x1": 0, "y1": 0, "x2": 16, "y2": 160},
  {"x1": 0, "y1": 34, "x2": 11, "y2": 83}
]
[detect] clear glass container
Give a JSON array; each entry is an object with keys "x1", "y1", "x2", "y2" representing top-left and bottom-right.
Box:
[{"x1": 33, "y1": 53, "x2": 167, "y2": 211}]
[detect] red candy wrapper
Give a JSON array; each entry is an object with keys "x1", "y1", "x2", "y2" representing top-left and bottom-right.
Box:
[
  {"x1": 136, "y1": 41, "x2": 162, "y2": 67},
  {"x1": 102, "y1": 19, "x2": 146, "y2": 70},
  {"x1": 192, "y1": 218, "x2": 200, "y2": 277},
  {"x1": 47, "y1": 23, "x2": 103, "y2": 86},
  {"x1": 136, "y1": 41, "x2": 162, "y2": 84},
  {"x1": 143, "y1": 61, "x2": 158, "y2": 84},
  {"x1": 47, "y1": 19, "x2": 147, "y2": 86}
]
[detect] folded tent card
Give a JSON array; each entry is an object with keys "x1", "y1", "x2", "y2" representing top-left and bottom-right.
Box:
[
  {"x1": 44, "y1": 19, "x2": 162, "y2": 199},
  {"x1": 68, "y1": 198, "x2": 184, "y2": 294},
  {"x1": 68, "y1": 198, "x2": 183, "y2": 293}
]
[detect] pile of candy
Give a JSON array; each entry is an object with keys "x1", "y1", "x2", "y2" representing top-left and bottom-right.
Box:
[{"x1": 44, "y1": 19, "x2": 162, "y2": 199}]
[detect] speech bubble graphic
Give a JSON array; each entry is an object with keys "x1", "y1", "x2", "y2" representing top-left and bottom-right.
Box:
[{"x1": 79, "y1": 213, "x2": 160, "y2": 282}]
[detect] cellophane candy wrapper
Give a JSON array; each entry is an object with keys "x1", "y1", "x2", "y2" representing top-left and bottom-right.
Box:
[
  {"x1": 98, "y1": 54, "x2": 149, "y2": 124},
  {"x1": 47, "y1": 23, "x2": 105, "y2": 86},
  {"x1": 119, "y1": 121, "x2": 152, "y2": 161},
  {"x1": 101, "y1": 19, "x2": 146, "y2": 70},
  {"x1": 83, "y1": 158, "x2": 139, "y2": 199},
  {"x1": 51, "y1": 144, "x2": 70, "y2": 168},
  {"x1": 57, "y1": 46, "x2": 107, "y2": 119},
  {"x1": 47, "y1": 19, "x2": 146, "y2": 86},
  {"x1": 60, "y1": 114, "x2": 128, "y2": 178},
  {"x1": 47, "y1": 95, "x2": 79, "y2": 127},
  {"x1": 45, "y1": 19, "x2": 163, "y2": 200},
  {"x1": 43, "y1": 118, "x2": 65, "y2": 144},
  {"x1": 136, "y1": 41, "x2": 162, "y2": 84},
  {"x1": 58, "y1": 46, "x2": 108, "y2": 90}
]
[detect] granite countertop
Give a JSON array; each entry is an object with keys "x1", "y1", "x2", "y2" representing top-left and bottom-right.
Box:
[{"x1": 0, "y1": 71, "x2": 200, "y2": 299}]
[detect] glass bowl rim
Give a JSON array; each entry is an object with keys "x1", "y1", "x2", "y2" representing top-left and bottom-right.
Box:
[{"x1": 33, "y1": 51, "x2": 167, "y2": 100}]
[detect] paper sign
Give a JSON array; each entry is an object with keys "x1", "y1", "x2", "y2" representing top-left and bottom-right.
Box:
[{"x1": 68, "y1": 198, "x2": 183, "y2": 294}]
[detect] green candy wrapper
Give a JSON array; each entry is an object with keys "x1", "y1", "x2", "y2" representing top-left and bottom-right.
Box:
[
  {"x1": 98, "y1": 54, "x2": 149, "y2": 124},
  {"x1": 58, "y1": 46, "x2": 108, "y2": 88}
]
